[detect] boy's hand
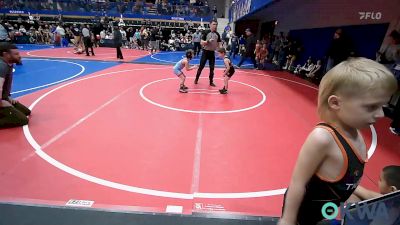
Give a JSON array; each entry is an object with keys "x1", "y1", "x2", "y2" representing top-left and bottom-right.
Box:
[
  {"x1": 277, "y1": 219, "x2": 296, "y2": 225},
  {"x1": 8, "y1": 98, "x2": 17, "y2": 105}
]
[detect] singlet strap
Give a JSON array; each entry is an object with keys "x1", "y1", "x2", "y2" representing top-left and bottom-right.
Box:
[
  {"x1": 315, "y1": 123, "x2": 349, "y2": 183},
  {"x1": 317, "y1": 123, "x2": 366, "y2": 163}
]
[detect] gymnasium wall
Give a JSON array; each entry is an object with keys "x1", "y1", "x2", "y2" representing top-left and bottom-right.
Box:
[
  {"x1": 254, "y1": 0, "x2": 399, "y2": 33},
  {"x1": 243, "y1": 0, "x2": 400, "y2": 65}
]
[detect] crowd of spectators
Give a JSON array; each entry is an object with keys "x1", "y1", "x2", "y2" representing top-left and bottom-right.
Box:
[{"x1": 0, "y1": 0, "x2": 211, "y2": 18}]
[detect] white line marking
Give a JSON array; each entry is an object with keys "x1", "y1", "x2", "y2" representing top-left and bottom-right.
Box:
[
  {"x1": 193, "y1": 189, "x2": 288, "y2": 199},
  {"x1": 191, "y1": 114, "x2": 203, "y2": 193},
  {"x1": 140, "y1": 77, "x2": 267, "y2": 114},
  {"x1": 189, "y1": 89, "x2": 219, "y2": 91},
  {"x1": 188, "y1": 91, "x2": 221, "y2": 95},
  {"x1": 22, "y1": 68, "x2": 378, "y2": 199},
  {"x1": 11, "y1": 59, "x2": 85, "y2": 94},
  {"x1": 26, "y1": 48, "x2": 150, "y2": 59},
  {"x1": 41, "y1": 87, "x2": 134, "y2": 149},
  {"x1": 368, "y1": 125, "x2": 377, "y2": 159}
]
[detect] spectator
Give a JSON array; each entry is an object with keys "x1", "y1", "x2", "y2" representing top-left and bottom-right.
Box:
[
  {"x1": 269, "y1": 35, "x2": 279, "y2": 62},
  {"x1": 100, "y1": 29, "x2": 106, "y2": 39},
  {"x1": 224, "y1": 23, "x2": 231, "y2": 33},
  {"x1": 119, "y1": 26, "x2": 127, "y2": 48},
  {"x1": 351, "y1": 165, "x2": 400, "y2": 201},
  {"x1": 229, "y1": 32, "x2": 239, "y2": 59},
  {"x1": 149, "y1": 27, "x2": 158, "y2": 54},
  {"x1": 192, "y1": 29, "x2": 202, "y2": 57},
  {"x1": 142, "y1": 28, "x2": 149, "y2": 50},
  {"x1": 237, "y1": 28, "x2": 257, "y2": 68},
  {"x1": 256, "y1": 43, "x2": 268, "y2": 70},
  {"x1": 18, "y1": 25, "x2": 27, "y2": 35},
  {"x1": 134, "y1": 29, "x2": 141, "y2": 48},
  {"x1": 379, "y1": 30, "x2": 400, "y2": 135},
  {"x1": 306, "y1": 60, "x2": 322, "y2": 79},
  {"x1": 212, "y1": 5, "x2": 217, "y2": 18},
  {"x1": 283, "y1": 40, "x2": 300, "y2": 71},
  {"x1": 126, "y1": 27, "x2": 134, "y2": 49},
  {"x1": 238, "y1": 34, "x2": 246, "y2": 52},
  {"x1": 0, "y1": 21, "x2": 10, "y2": 42},
  {"x1": 113, "y1": 26, "x2": 123, "y2": 60},
  {"x1": 0, "y1": 43, "x2": 30, "y2": 128},
  {"x1": 295, "y1": 57, "x2": 314, "y2": 76},
  {"x1": 325, "y1": 28, "x2": 354, "y2": 72}
]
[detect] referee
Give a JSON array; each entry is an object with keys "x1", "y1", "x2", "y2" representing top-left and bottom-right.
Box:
[{"x1": 194, "y1": 20, "x2": 221, "y2": 86}]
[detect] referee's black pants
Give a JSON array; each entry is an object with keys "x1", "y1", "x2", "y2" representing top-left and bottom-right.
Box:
[{"x1": 195, "y1": 50, "x2": 215, "y2": 84}]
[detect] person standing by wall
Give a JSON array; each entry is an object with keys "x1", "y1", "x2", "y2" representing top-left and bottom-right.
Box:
[
  {"x1": 114, "y1": 26, "x2": 123, "y2": 60},
  {"x1": 237, "y1": 28, "x2": 257, "y2": 68},
  {"x1": 192, "y1": 29, "x2": 202, "y2": 57},
  {"x1": 325, "y1": 28, "x2": 353, "y2": 73}
]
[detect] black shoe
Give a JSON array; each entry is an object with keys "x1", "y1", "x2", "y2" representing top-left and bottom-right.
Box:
[
  {"x1": 210, "y1": 82, "x2": 216, "y2": 87},
  {"x1": 182, "y1": 85, "x2": 189, "y2": 90},
  {"x1": 92, "y1": 54, "x2": 95, "y2": 56},
  {"x1": 179, "y1": 88, "x2": 188, "y2": 93},
  {"x1": 194, "y1": 79, "x2": 198, "y2": 84},
  {"x1": 219, "y1": 89, "x2": 228, "y2": 94},
  {"x1": 86, "y1": 54, "x2": 90, "y2": 56}
]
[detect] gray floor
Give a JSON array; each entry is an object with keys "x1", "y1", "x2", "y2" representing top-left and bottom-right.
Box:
[{"x1": 0, "y1": 202, "x2": 279, "y2": 225}]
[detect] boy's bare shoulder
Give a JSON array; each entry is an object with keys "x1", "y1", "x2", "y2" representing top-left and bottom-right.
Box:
[{"x1": 307, "y1": 127, "x2": 335, "y2": 149}]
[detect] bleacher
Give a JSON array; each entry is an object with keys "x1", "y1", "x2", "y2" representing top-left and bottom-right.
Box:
[{"x1": 0, "y1": 0, "x2": 212, "y2": 21}]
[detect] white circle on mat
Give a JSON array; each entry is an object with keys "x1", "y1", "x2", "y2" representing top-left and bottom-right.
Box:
[
  {"x1": 140, "y1": 77, "x2": 266, "y2": 114},
  {"x1": 22, "y1": 68, "x2": 378, "y2": 199}
]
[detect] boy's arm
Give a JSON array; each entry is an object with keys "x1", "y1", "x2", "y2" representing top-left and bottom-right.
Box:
[
  {"x1": 352, "y1": 186, "x2": 382, "y2": 201},
  {"x1": 223, "y1": 59, "x2": 230, "y2": 75},
  {"x1": 184, "y1": 60, "x2": 197, "y2": 71},
  {"x1": 279, "y1": 128, "x2": 332, "y2": 225}
]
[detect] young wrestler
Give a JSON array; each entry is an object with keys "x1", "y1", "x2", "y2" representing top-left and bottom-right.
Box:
[
  {"x1": 278, "y1": 57, "x2": 398, "y2": 225},
  {"x1": 173, "y1": 49, "x2": 197, "y2": 93},
  {"x1": 217, "y1": 48, "x2": 235, "y2": 94}
]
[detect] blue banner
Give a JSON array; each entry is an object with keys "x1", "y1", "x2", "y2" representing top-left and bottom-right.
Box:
[{"x1": 230, "y1": 0, "x2": 274, "y2": 22}]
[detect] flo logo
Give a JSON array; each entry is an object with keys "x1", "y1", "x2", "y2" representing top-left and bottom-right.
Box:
[
  {"x1": 359, "y1": 12, "x2": 382, "y2": 20},
  {"x1": 321, "y1": 202, "x2": 389, "y2": 220}
]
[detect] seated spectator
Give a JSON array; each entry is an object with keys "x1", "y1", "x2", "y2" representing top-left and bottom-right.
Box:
[
  {"x1": 295, "y1": 57, "x2": 314, "y2": 76},
  {"x1": 306, "y1": 60, "x2": 322, "y2": 79},
  {"x1": 350, "y1": 165, "x2": 400, "y2": 202},
  {"x1": 160, "y1": 40, "x2": 169, "y2": 51},
  {"x1": 0, "y1": 43, "x2": 31, "y2": 128},
  {"x1": 283, "y1": 40, "x2": 300, "y2": 71},
  {"x1": 18, "y1": 25, "x2": 26, "y2": 35}
]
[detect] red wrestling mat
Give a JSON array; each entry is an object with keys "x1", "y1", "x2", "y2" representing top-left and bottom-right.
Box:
[{"x1": 0, "y1": 64, "x2": 398, "y2": 216}]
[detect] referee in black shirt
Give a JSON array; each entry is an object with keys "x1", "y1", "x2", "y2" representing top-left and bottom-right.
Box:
[{"x1": 194, "y1": 20, "x2": 221, "y2": 87}]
